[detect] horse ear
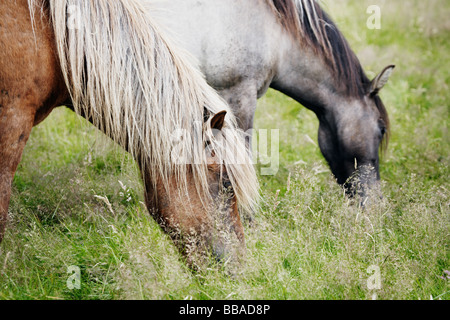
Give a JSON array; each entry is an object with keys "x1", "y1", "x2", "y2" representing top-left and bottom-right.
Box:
[
  {"x1": 210, "y1": 110, "x2": 227, "y2": 131},
  {"x1": 369, "y1": 65, "x2": 395, "y2": 96}
]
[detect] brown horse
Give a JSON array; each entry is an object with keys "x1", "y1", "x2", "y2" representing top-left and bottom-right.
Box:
[{"x1": 0, "y1": 0, "x2": 259, "y2": 267}]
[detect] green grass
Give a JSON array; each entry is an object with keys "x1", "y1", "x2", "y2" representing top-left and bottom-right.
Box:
[{"x1": 1, "y1": 0, "x2": 448, "y2": 300}]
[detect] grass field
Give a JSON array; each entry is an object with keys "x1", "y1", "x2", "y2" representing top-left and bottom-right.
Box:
[{"x1": 0, "y1": 0, "x2": 448, "y2": 300}]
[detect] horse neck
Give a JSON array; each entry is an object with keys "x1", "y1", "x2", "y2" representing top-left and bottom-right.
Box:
[{"x1": 271, "y1": 40, "x2": 343, "y2": 116}]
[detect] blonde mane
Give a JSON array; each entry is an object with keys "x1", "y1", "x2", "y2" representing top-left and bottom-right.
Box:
[{"x1": 28, "y1": 0, "x2": 259, "y2": 213}]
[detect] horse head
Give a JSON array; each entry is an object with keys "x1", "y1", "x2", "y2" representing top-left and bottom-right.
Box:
[
  {"x1": 317, "y1": 65, "x2": 395, "y2": 202},
  {"x1": 144, "y1": 111, "x2": 248, "y2": 269}
]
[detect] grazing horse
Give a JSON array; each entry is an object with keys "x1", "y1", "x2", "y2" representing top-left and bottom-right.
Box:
[
  {"x1": 0, "y1": 0, "x2": 259, "y2": 267},
  {"x1": 145, "y1": 0, "x2": 395, "y2": 197}
]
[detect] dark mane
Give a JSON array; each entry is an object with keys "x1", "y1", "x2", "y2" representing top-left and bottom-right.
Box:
[
  {"x1": 269, "y1": 0, "x2": 389, "y2": 147},
  {"x1": 269, "y1": 0, "x2": 369, "y2": 96}
]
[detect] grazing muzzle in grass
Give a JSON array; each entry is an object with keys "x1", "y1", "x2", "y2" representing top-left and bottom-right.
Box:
[{"x1": 317, "y1": 66, "x2": 394, "y2": 203}]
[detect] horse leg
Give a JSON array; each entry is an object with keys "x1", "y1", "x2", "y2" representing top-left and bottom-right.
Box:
[
  {"x1": 217, "y1": 82, "x2": 257, "y2": 136},
  {"x1": 0, "y1": 98, "x2": 66, "y2": 242},
  {"x1": 0, "y1": 0, "x2": 69, "y2": 241},
  {"x1": 0, "y1": 103, "x2": 36, "y2": 241}
]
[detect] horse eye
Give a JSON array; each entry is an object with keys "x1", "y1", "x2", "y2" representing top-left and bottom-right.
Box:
[{"x1": 378, "y1": 119, "x2": 386, "y2": 137}]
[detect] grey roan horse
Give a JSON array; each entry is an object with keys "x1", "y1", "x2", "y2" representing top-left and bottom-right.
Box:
[{"x1": 146, "y1": 0, "x2": 395, "y2": 198}]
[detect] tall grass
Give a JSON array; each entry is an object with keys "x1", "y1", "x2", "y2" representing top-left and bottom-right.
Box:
[{"x1": 0, "y1": 0, "x2": 448, "y2": 299}]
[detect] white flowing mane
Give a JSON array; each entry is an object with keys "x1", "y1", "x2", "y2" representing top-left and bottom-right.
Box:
[{"x1": 28, "y1": 0, "x2": 259, "y2": 213}]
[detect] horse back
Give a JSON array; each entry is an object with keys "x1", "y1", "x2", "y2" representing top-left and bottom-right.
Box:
[{"x1": 146, "y1": 0, "x2": 286, "y2": 93}]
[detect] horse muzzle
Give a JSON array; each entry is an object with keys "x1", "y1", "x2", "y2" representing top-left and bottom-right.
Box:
[{"x1": 344, "y1": 164, "x2": 382, "y2": 206}]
